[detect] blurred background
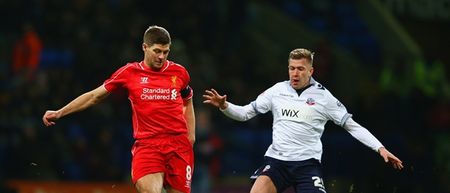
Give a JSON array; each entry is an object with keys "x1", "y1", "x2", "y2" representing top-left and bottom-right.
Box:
[{"x1": 1, "y1": 0, "x2": 449, "y2": 192}]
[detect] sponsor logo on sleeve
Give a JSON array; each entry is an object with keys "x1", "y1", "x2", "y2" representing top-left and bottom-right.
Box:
[{"x1": 336, "y1": 100, "x2": 343, "y2": 107}]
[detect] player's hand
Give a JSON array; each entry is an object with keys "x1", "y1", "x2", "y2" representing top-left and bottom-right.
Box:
[
  {"x1": 378, "y1": 147, "x2": 403, "y2": 170},
  {"x1": 203, "y1": 88, "x2": 228, "y2": 110},
  {"x1": 42, "y1": 110, "x2": 62, "y2": 126}
]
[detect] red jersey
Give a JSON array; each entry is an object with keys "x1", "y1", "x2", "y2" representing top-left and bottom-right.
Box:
[{"x1": 104, "y1": 60, "x2": 193, "y2": 139}]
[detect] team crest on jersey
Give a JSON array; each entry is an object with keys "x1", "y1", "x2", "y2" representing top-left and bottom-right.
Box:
[
  {"x1": 171, "y1": 76, "x2": 177, "y2": 87},
  {"x1": 140, "y1": 77, "x2": 148, "y2": 84},
  {"x1": 306, "y1": 98, "x2": 316, "y2": 105}
]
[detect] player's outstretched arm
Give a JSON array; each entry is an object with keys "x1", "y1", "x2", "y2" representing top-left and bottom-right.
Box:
[
  {"x1": 42, "y1": 85, "x2": 110, "y2": 126},
  {"x1": 203, "y1": 88, "x2": 228, "y2": 110},
  {"x1": 378, "y1": 147, "x2": 403, "y2": 170},
  {"x1": 343, "y1": 118, "x2": 404, "y2": 170}
]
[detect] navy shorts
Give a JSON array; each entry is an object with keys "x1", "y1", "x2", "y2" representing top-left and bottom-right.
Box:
[{"x1": 250, "y1": 156, "x2": 326, "y2": 193}]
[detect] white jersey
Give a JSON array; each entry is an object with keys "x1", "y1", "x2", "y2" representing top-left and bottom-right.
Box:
[{"x1": 221, "y1": 78, "x2": 383, "y2": 161}]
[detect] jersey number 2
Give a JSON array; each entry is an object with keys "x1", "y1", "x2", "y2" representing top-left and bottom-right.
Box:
[{"x1": 312, "y1": 176, "x2": 325, "y2": 189}]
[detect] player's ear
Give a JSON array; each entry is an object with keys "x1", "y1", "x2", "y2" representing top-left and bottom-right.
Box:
[{"x1": 142, "y1": 43, "x2": 147, "y2": 51}]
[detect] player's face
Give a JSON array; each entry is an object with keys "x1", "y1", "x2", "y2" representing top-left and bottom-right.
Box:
[
  {"x1": 143, "y1": 43, "x2": 170, "y2": 69},
  {"x1": 288, "y1": 58, "x2": 313, "y2": 90}
]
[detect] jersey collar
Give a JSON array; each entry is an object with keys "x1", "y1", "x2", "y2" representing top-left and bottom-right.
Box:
[
  {"x1": 140, "y1": 60, "x2": 170, "y2": 72},
  {"x1": 291, "y1": 77, "x2": 316, "y2": 96}
]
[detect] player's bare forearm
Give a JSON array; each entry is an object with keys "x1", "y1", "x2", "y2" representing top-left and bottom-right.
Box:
[
  {"x1": 184, "y1": 98, "x2": 196, "y2": 145},
  {"x1": 58, "y1": 92, "x2": 95, "y2": 116},
  {"x1": 60, "y1": 86, "x2": 108, "y2": 116},
  {"x1": 43, "y1": 85, "x2": 109, "y2": 126}
]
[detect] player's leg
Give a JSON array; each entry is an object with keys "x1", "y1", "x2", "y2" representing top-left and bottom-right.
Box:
[
  {"x1": 250, "y1": 157, "x2": 292, "y2": 193},
  {"x1": 164, "y1": 135, "x2": 194, "y2": 193},
  {"x1": 250, "y1": 175, "x2": 277, "y2": 193},
  {"x1": 291, "y1": 159, "x2": 326, "y2": 193},
  {"x1": 131, "y1": 139, "x2": 166, "y2": 193},
  {"x1": 135, "y1": 172, "x2": 164, "y2": 193},
  {"x1": 294, "y1": 175, "x2": 326, "y2": 193}
]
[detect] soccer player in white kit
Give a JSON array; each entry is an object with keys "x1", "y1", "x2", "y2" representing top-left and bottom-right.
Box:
[{"x1": 203, "y1": 48, "x2": 403, "y2": 193}]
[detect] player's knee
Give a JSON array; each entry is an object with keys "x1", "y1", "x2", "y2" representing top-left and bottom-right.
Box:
[
  {"x1": 251, "y1": 176, "x2": 277, "y2": 193},
  {"x1": 135, "y1": 173, "x2": 164, "y2": 193},
  {"x1": 135, "y1": 185, "x2": 161, "y2": 193},
  {"x1": 135, "y1": 180, "x2": 163, "y2": 193}
]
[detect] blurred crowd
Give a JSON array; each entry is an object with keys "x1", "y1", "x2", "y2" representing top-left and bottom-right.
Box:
[{"x1": 0, "y1": 0, "x2": 449, "y2": 193}]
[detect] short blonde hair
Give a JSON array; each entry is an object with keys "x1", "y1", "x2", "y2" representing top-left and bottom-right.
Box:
[{"x1": 289, "y1": 48, "x2": 314, "y2": 66}]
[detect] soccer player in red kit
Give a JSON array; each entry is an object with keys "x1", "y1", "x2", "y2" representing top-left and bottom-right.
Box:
[{"x1": 42, "y1": 26, "x2": 195, "y2": 193}]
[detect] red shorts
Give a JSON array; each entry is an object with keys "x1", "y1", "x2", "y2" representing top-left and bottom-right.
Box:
[{"x1": 131, "y1": 135, "x2": 194, "y2": 193}]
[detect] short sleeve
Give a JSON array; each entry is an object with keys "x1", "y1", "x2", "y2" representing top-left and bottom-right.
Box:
[
  {"x1": 103, "y1": 64, "x2": 130, "y2": 93},
  {"x1": 179, "y1": 66, "x2": 192, "y2": 100}
]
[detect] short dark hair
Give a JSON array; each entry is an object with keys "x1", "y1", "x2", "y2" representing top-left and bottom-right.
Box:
[
  {"x1": 143, "y1": 25, "x2": 171, "y2": 45},
  {"x1": 289, "y1": 48, "x2": 314, "y2": 66}
]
